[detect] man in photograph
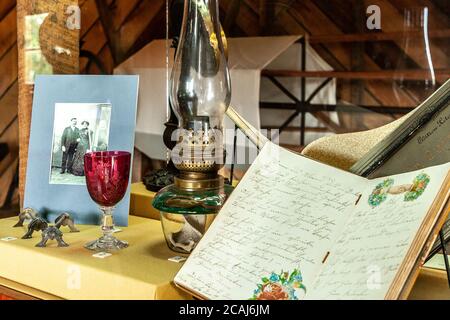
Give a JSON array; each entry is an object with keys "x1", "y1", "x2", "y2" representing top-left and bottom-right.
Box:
[{"x1": 60, "y1": 117, "x2": 80, "y2": 174}]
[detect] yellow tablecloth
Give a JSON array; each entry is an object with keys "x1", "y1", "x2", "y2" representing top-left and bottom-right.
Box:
[
  {"x1": 0, "y1": 216, "x2": 190, "y2": 300},
  {"x1": 0, "y1": 184, "x2": 449, "y2": 299}
]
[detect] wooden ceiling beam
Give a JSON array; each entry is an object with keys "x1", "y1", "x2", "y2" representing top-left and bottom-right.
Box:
[
  {"x1": 287, "y1": 1, "x2": 352, "y2": 68},
  {"x1": 220, "y1": 0, "x2": 259, "y2": 36},
  {"x1": 0, "y1": 82, "x2": 18, "y2": 137},
  {"x1": 432, "y1": 0, "x2": 450, "y2": 17},
  {"x1": 0, "y1": 156, "x2": 18, "y2": 208},
  {"x1": 80, "y1": 0, "x2": 100, "y2": 38},
  {"x1": 0, "y1": 48, "x2": 17, "y2": 99},
  {"x1": 119, "y1": 0, "x2": 165, "y2": 56},
  {"x1": 80, "y1": 20, "x2": 108, "y2": 71},
  {"x1": 390, "y1": 0, "x2": 450, "y2": 65},
  {"x1": 223, "y1": 0, "x2": 242, "y2": 35},
  {"x1": 258, "y1": 0, "x2": 274, "y2": 35},
  {"x1": 0, "y1": 119, "x2": 18, "y2": 177},
  {"x1": 262, "y1": 69, "x2": 450, "y2": 81},
  {"x1": 391, "y1": 0, "x2": 450, "y2": 29},
  {"x1": 125, "y1": 3, "x2": 166, "y2": 59},
  {"x1": 111, "y1": 0, "x2": 142, "y2": 32},
  {"x1": 96, "y1": 43, "x2": 114, "y2": 74},
  {"x1": 0, "y1": 144, "x2": 8, "y2": 163},
  {"x1": 235, "y1": 0, "x2": 363, "y2": 131},
  {"x1": 0, "y1": 0, "x2": 15, "y2": 21},
  {"x1": 95, "y1": 0, "x2": 165, "y2": 65},
  {"x1": 95, "y1": 0, "x2": 121, "y2": 64},
  {"x1": 361, "y1": 0, "x2": 448, "y2": 70},
  {"x1": 0, "y1": 7, "x2": 16, "y2": 60},
  {"x1": 0, "y1": 84, "x2": 18, "y2": 190},
  {"x1": 244, "y1": 0, "x2": 291, "y2": 35},
  {"x1": 309, "y1": 29, "x2": 450, "y2": 43},
  {"x1": 287, "y1": 0, "x2": 417, "y2": 107}
]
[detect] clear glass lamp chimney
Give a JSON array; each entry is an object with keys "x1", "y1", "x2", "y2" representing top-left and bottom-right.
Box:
[{"x1": 169, "y1": 0, "x2": 231, "y2": 131}]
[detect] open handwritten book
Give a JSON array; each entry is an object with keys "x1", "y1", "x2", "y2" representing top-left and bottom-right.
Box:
[{"x1": 174, "y1": 142, "x2": 450, "y2": 300}]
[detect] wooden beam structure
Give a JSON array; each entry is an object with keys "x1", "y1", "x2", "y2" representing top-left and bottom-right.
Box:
[
  {"x1": 0, "y1": 144, "x2": 8, "y2": 163},
  {"x1": 94, "y1": 0, "x2": 165, "y2": 66},
  {"x1": 308, "y1": 29, "x2": 450, "y2": 43},
  {"x1": 223, "y1": 0, "x2": 242, "y2": 35},
  {"x1": 258, "y1": 0, "x2": 274, "y2": 35},
  {"x1": 262, "y1": 69, "x2": 450, "y2": 81}
]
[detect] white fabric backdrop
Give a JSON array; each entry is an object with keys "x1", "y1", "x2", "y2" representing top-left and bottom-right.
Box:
[{"x1": 114, "y1": 36, "x2": 336, "y2": 160}]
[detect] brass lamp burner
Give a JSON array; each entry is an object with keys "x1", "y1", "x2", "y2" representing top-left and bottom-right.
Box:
[{"x1": 172, "y1": 129, "x2": 225, "y2": 191}]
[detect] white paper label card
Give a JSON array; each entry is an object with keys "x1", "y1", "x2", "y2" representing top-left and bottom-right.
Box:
[
  {"x1": 92, "y1": 252, "x2": 112, "y2": 259},
  {"x1": 1, "y1": 237, "x2": 17, "y2": 242},
  {"x1": 168, "y1": 256, "x2": 187, "y2": 263}
]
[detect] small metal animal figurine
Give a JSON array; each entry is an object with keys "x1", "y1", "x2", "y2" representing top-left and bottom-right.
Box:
[
  {"x1": 13, "y1": 208, "x2": 38, "y2": 227},
  {"x1": 22, "y1": 217, "x2": 48, "y2": 239},
  {"x1": 36, "y1": 226, "x2": 69, "y2": 248},
  {"x1": 54, "y1": 213, "x2": 79, "y2": 232}
]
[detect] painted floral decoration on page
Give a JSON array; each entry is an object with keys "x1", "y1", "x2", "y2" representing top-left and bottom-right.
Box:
[
  {"x1": 368, "y1": 173, "x2": 430, "y2": 207},
  {"x1": 404, "y1": 173, "x2": 430, "y2": 201},
  {"x1": 368, "y1": 178, "x2": 394, "y2": 207},
  {"x1": 250, "y1": 269, "x2": 306, "y2": 300}
]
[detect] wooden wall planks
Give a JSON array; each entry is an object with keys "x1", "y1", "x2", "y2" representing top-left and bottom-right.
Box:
[
  {"x1": 0, "y1": 0, "x2": 18, "y2": 211},
  {"x1": 1, "y1": 0, "x2": 449, "y2": 208}
]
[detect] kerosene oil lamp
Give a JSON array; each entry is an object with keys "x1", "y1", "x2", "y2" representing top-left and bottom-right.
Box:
[{"x1": 152, "y1": 0, "x2": 233, "y2": 254}]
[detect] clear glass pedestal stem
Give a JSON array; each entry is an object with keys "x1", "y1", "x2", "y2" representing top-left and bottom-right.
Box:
[{"x1": 85, "y1": 206, "x2": 128, "y2": 252}]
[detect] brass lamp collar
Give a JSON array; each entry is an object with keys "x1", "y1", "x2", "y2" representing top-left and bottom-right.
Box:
[{"x1": 174, "y1": 173, "x2": 224, "y2": 191}]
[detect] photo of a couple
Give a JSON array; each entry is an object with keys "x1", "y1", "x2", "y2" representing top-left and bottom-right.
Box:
[
  {"x1": 60, "y1": 118, "x2": 93, "y2": 176},
  {"x1": 50, "y1": 103, "x2": 112, "y2": 185}
]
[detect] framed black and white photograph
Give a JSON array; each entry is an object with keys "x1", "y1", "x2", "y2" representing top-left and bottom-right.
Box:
[
  {"x1": 49, "y1": 103, "x2": 112, "y2": 185},
  {"x1": 24, "y1": 75, "x2": 139, "y2": 226}
]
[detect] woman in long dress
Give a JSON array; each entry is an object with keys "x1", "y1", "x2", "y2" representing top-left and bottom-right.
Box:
[{"x1": 72, "y1": 121, "x2": 93, "y2": 176}]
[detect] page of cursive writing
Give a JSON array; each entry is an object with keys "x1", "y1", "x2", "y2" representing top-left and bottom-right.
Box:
[
  {"x1": 308, "y1": 163, "x2": 450, "y2": 299},
  {"x1": 175, "y1": 142, "x2": 364, "y2": 300}
]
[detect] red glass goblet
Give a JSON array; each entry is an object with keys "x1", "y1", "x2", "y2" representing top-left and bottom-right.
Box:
[{"x1": 84, "y1": 151, "x2": 131, "y2": 251}]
